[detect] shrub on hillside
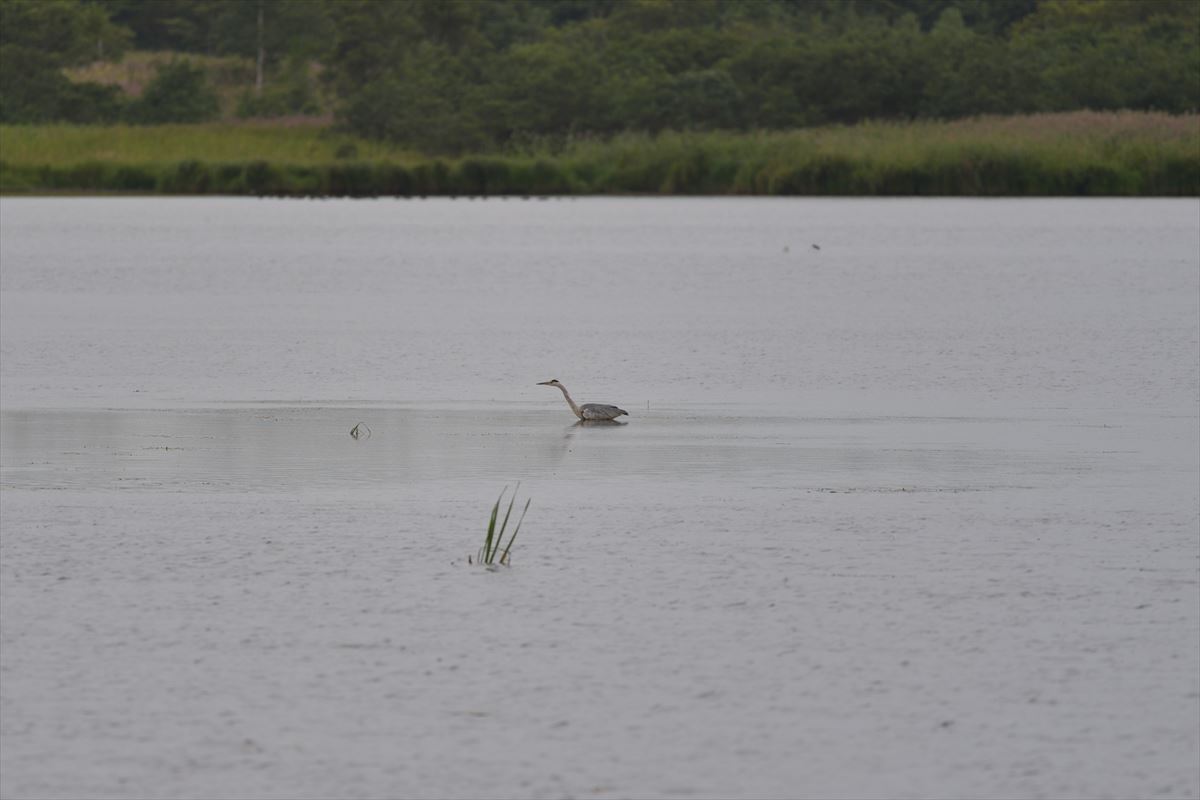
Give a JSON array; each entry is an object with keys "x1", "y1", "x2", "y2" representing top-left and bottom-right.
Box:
[
  {"x1": 0, "y1": 46, "x2": 122, "y2": 123},
  {"x1": 125, "y1": 60, "x2": 218, "y2": 124}
]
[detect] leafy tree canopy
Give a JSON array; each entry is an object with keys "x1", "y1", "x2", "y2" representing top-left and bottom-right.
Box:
[{"x1": 1, "y1": 0, "x2": 1196, "y2": 151}]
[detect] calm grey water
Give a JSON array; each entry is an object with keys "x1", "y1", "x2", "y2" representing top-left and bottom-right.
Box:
[
  {"x1": 1, "y1": 197, "x2": 1197, "y2": 800},
  {"x1": 2, "y1": 197, "x2": 1196, "y2": 413}
]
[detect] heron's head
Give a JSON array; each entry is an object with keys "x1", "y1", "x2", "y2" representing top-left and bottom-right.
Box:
[{"x1": 537, "y1": 379, "x2": 561, "y2": 387}]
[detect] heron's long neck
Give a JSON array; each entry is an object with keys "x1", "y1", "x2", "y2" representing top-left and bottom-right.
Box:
[{"x1": 556, "y1": 385, "x2": 583, "y2": 418}]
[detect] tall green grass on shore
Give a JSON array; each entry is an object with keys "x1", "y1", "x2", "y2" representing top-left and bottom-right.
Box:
[
  {"x1": 2, "y1": 112, "x2": 1196, "y2": 196},
  {"x1": 0, "y1": 121, "x2": 406, "y2": 167}
]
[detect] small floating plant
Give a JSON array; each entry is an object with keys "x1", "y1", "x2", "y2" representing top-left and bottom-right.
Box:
[{"x1": 470, "y1": 483, "x2": 530, "y2": 568}]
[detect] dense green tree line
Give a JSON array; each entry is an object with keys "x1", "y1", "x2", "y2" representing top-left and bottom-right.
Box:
[{"x1": 1, "y1": 0, "x2": 1197, "y2": 152}]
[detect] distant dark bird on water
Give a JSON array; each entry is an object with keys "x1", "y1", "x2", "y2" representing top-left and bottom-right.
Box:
[
  {"x1": 812, "y1": 243, "x2": 821, "y2": 250},
  {"x1": 537, "y1": 379, "x2": 628, "y2": 421}
]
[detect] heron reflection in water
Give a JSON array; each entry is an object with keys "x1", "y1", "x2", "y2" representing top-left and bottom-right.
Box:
[{"x1": 537, "y1": 379, "x2": 628, "y2": 421}]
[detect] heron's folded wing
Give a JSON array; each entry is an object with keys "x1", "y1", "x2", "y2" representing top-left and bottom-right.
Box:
[{"x1": 581, "y1": 404, "x2": 625, "y2": 420}]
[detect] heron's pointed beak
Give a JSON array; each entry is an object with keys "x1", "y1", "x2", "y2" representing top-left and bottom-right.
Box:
[{"x1": 536, "y1": 381, "x2": 552, "y2": 385}]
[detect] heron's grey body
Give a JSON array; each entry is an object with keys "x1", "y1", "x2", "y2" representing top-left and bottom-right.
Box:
[{"x1": 537, "y1": 380, "x2": 628, "y2": 421}]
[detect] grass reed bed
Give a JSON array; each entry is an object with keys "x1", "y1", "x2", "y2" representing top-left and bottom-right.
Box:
[
  {"x1": 0, "y1": 122, "x2": 409, "y2": 167},
  {"x1": 2, "y1": 112, "x2": 1196, "y2": 196}
]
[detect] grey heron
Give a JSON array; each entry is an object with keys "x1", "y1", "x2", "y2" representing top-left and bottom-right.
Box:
[{"x1": 537, "y1": 380, "x2": 628, "y2": 421}]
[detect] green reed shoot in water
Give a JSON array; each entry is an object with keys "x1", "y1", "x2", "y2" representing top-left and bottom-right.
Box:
[{"x1": 473, "y1": 483, "x2": 530, "y2": 567}]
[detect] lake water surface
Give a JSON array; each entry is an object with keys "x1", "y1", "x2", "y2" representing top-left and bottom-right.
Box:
[{"x1": 1, "y1": 198, "x2": 1197, "y2": 799}]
